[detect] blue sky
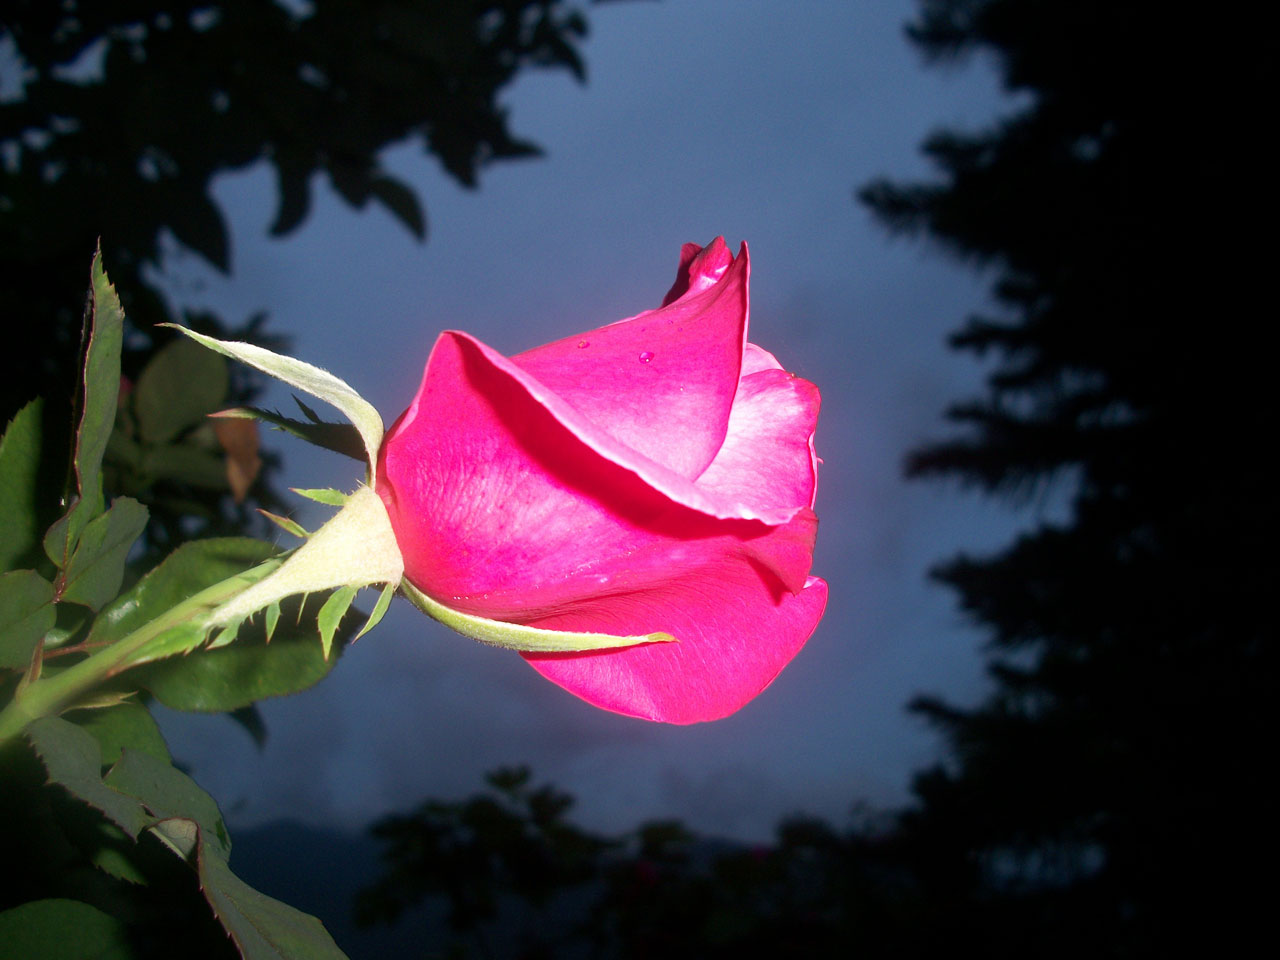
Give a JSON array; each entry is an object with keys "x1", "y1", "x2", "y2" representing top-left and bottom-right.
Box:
[{"x1": 150, "y1": 0, "x2": 1053, "y2": 842}]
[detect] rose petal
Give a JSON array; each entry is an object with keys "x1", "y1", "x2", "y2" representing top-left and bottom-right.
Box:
[
  {"x1": 376, "y1": 237, "x2": 828, "y2": 725},
  {"x1": 523, "y1": 574, "x2": 829, "y2": 723},
  {"x1": 378, "y1": 331, "x2": 815, "y2": 616},
  {"x1": 695, "y1": 367, "x2": 821, "y2": 514},
  {"x1": 661, "y1": 237, "x2": 736, "y2": 306},
  {"x1": 742, "y1": 341, "x2": 784, "y2": 375},
  {"x1": 512, "y1": 239, "x2": 748, "y2": 479}
]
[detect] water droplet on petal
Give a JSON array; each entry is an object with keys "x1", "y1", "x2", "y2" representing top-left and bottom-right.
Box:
[
  {"x1": 638, "y1": 351, "x2": 654, "y2": 363},
  {"x1": 577, "y1": 340, "x2": 589, "y2": 348}
]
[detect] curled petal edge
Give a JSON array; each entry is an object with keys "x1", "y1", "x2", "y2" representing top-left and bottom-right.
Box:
[{"x1": 433, "y1": 332, "x2": 807, "y2": 526}]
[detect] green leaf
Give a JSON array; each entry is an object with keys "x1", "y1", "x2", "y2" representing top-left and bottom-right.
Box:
[
  {"x1": 44, "y1": 251, "x2": 126, "y2": 572},
  {"x1": 90, "y1": 822, "x2": 150, "y2": 885},
  {"x1": 0, "y1": 570, "x2": 55, "y2": 669},
  {"x1": 213, "y1": 406, "x2": 365, "y2": 461},
  {"x1": 316, "y1": 584, "x2": 357, "y2": 659},
  {"x1": 58, "y1": 498, "x2": 149, "y2": 611},
  {"x1": 163, "y1": 325, "x2": 384, "y2": 473},
  {"x1": 132, "y1": 622, "x2": 210, "y2": 663},
  {"x1": 103, "y1": 749, "x2": 231, "y2": 860},
  {"x1": 201, "y1": 852, "x2": 349, "y2": 960},
  {"x1": 25, "y1": 720, "x2": 346, "y2": 959},
  {"x1": 150, "y1": 817, "x2": 200, "y2": 859},
  {"x1": 25, "y1": 717, "x2": 149, "y2": 838},
  {"x1": 69, "y1": 701, "x2": 172, "y2": 766},
  {"x1": 97, "y1": 751, "x2": 349, "y2": 957},
  {"x1": 399, "y1": 579, "x2": 680, "y2": 653},
  {"x1": 0, "y1": 398, "x2": 45, "y2": 572},
  {"x1": 134, "y1": 336, "x2": 229, "y2": 445},
  {"x1": 135, "y1": 593, "x2": 356, "y2": 712},
  {"x1": 85, "y1": 538, "x2": 278, "y2": 650},
  {"x1": 139, "y1": 443, "x2": 230, "y2": 489},
  {"x1": 72, "y1": 537, "x2": 280, "y2": 672},
  {"x1": 293, "y1": 396, "x2": 324, "y2": 423},
  {"x1": 0, "y1": 899, "x2": 136, "y2": 960}
]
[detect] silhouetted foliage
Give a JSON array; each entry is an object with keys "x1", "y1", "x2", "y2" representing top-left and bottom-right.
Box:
[
  {"x1": 1, "y1": 0, "x2": 606, "y2": 549},
  {"x1": 0, "y1": 0, "x2": 599, "y2": 411},
  {"x1": 859, "y1": 0, "x2": 1278, "y2": 953},
  {"x1": 355, "y1": 769, "x2": 930, "y2": 959}
]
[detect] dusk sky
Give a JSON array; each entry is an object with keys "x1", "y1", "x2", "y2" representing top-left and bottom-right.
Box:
[{"x1": 148, "y1": 0, "x2": 1057, "y2": 842}]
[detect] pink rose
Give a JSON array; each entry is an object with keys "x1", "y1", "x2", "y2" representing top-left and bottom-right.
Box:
[{"x1": 376, "y1": 239, "x2": 827, "y2": 723}]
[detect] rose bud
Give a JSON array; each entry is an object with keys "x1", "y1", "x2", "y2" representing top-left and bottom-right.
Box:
[{"x1": 376, "y1": 239, "x2": 827, "y2": 723}]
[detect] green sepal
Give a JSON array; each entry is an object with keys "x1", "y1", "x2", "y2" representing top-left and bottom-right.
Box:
[
  {"x1": 258, "y1": 508, "x2": 309, "y2": 539},
  {"x1": 354, "y1": 581, "x2": 396, "y2": 641},
  {"x1": 317, "y1": 585, "x2": 358, "y2": 660},
  {"x1": 398, "y1": 579, "x2": 678, "y2": 652},
  {"x1": 207, "y1": 616, "x2": 245, "y2": 651},
  {"x1": 164, "y1": 325, "x2": 384, "y2": 473},
  {"x1": 292, "y1": 487, "x2": 349, "y2": 506},
  {"x1": 292, "y1": 396, "x2": 324, "y2": 422},
  {"x1": 210, "y1": 406, "x2": 365, "y2": 462},
  {"x1": 264, "y1": 602, "x2": 281, "y2": 641}
]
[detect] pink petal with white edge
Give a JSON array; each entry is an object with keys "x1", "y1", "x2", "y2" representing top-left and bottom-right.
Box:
[
  {"x1": 523, "y1": 574, "x2": 829, "y2": 724},
  {"x1": 512, "y1": 239, "x2": 748, "y2": 480}
]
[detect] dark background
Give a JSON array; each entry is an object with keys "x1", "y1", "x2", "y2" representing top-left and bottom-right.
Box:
[{"x1": 4, "y1": 1, "x2": 1272, "y2": 955}]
